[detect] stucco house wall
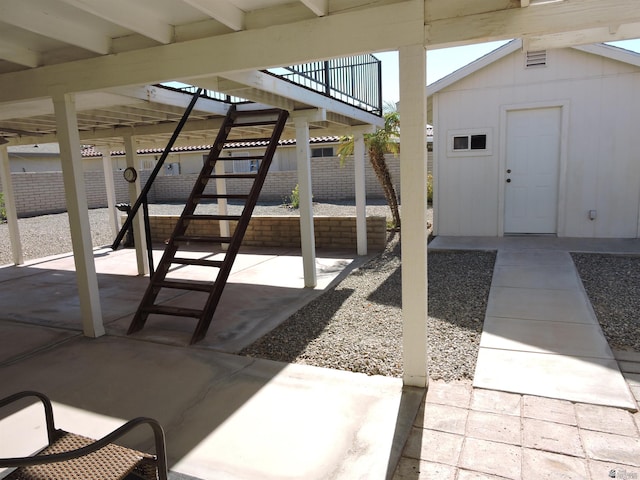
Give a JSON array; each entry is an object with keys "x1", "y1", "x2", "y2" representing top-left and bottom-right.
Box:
[{"x1": 432, "y1": 41, "x2": 640, "y2": 238}]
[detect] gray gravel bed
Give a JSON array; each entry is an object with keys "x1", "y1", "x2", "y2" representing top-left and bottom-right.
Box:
[
  {"x1": 0, "y1": 209, "x2": 116, "y2": 265},
  {"x1": 572, "y1": 253, "x2": 640, "y2": 352},
  {"x1": 241, "y1": 235, "x2": 495, "y2": 381}
]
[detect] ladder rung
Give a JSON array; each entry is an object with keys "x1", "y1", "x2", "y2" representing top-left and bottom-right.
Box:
[
  {"x1": 206, "y1": 173, "x2": 258, "y2": 179},
  {"x1": 235, "y1": 108, "x2": 282, "y2": 116},
  {"x1": 183, "y1": 214, "x2": 241, "y2": 221},
  {"x1": 197, "y1": 194, "x2": 249, "y2": 200},
  {"x1": 231, "y1": 120, "x2": 278, "y2": 128},
  {"x1": 143, "y1": 305, "x2": 203, "y2": 318},
  {"x1": 171, "y1": 257, "x2": 225, "y2": 268},
  {"x1": 174, "y1": 235, "x2": 233, "y2": 243},
  {"x1": 156, "y1": 279, "x2": 215, "y2": 292}
]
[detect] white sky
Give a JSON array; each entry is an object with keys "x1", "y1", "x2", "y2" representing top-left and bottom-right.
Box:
[{"x1": 375, "y1": 38, "x2": 640, "y2": 104}]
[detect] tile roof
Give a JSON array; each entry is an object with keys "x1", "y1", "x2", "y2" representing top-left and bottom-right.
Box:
[{"x1": 80, "y1": 136, "x2": 342, "y2": 157}]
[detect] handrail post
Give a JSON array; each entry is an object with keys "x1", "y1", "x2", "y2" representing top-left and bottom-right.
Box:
[
  {"x1": 324, "y1": 60, "x2": 331, "y2": 96},
  {"x1": 112, "y1": 88, "x2": 203, "y2": 250},
  {"x1": 142, "y1": 196, "x2": 154, "y2": 276}
]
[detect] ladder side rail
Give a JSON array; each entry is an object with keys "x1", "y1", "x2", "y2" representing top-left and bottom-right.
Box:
[
  {"x1": 178, "y1": 105, "x2": 238, "y2": 220},
  {"x1": 112, "y1": 88, "x2": 204, "y2": 250},
  {"x1": 148, "y1": 105, "x2": 238, "y2": 282},
  {"x1": 192, "y1": 110, "x2": 289, "y2": 343},
  {"x1": 128, "y1": 106, "x2": 239, "y2": 336}
]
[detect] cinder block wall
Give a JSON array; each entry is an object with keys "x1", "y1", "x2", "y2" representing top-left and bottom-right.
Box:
[
  {"x1": 1, "y1": 154, "x2": 418, "y2": 217},
  {"x1": 144, "y1": 215, "x2": 388, "y2": 251}
]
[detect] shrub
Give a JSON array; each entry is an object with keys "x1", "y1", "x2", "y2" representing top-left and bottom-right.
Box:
[
  {"x1": 427, "y1": 173, "x2": 433, "y2": 204},
  {"x1": 288, "y1": 184, "x2": 300, "y2": 209}
]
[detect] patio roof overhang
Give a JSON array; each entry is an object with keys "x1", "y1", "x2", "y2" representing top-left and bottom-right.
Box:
[{"x1": 0, "y1": 0, "x2": 639, "y2": 389}]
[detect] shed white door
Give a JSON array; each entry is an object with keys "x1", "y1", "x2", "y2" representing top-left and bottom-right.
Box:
[{"x1": 504, "y1": 107, "x2": 561, "y2": 234}]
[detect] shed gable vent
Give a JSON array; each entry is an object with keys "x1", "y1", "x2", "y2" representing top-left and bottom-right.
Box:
[{"x1": 525, "y1": 50, "x2": 547, "y2": 68}]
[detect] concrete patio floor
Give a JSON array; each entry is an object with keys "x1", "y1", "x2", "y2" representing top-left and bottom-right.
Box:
[
  {"x1": 1, "y1": 237, "x2": 639, "y2": 479},
  {"x1": 0, "y1": 244, "x2": 424, "y2": 479}
]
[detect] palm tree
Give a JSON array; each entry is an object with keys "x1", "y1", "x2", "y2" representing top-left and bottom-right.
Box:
[{"x1": 337, "y1": 107, "x2": 401, "y2": 229}]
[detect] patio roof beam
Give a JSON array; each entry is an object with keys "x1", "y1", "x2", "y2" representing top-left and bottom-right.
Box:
[
  {"x1": 183, "y1": 0, "x2": 246, "y2": 31},
  {"x1": 0, "y1": 0, "x2": 111, "y2": 54},
  {"x1": 0, "y1": 39, "x2": 39, "y2": 68},
  {"x1": 425, "y1": 0, "x2": 640, "y2": 48},
  {"x1": 0, "y1": 0, "x2": 424, "y2": 104},
  {"x1": 56, "y1": 0, "x2": 174, "y2": 44},
  {"x1": 4, "y1": 117, "x2": 226, "y2": 147},
  {"x1": 523, "y1": 21, "x2": 640, "y2": 50},
  {"x1": 301, "y1": 0, "x2": 328, "y2": 17}
]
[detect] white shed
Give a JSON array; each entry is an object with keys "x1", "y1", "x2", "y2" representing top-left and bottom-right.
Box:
[{"x1": 430, "y1": 40, "x2": 640, "y2": 238}]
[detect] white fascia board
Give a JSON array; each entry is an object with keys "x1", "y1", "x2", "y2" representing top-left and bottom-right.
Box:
[
  {"x1": 301, "y1": 0, "x2": 328, "y2": 16},
  {"x1": 426, "y1": 39, "x2": 522, "y2": 97},
  {"x1": 0, "y1": 0, "x2": 110, "y2": 54},
  {"x1": 109, "y1": 85, "x2": 232, "y2": 116},
  {"x1": 0, "y1": 92, "x2": 149, "y2": 121},
  {"x1": 0, "y1": 39, "x2": 39, "y2": 68},
  {"x1": 5, "y1": 117, "x2": 227, "y2": 147},
  {"x1": 425, "y1": 0, "x2": 640, "y2": 49},
  {"x1": 219, "y1": 71, "x2": 384, "y2": 127},
  {"x1": 524, "y1": 22, "x2": 640, "y2": 50},
  {"x1": 183, "y1": 0, "x2": 245, "y2": 31},
  {"x1": 0, "y1": 0, "x2": 423, "y2": 104},
  {"x1": 573, "y1": 42, "x2": 640, "y2": 69}
]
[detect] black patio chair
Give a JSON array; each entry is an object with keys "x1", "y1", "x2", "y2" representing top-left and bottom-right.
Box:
[{"x1": 0, "y1": 391, "x2": 168, "y2": 480}]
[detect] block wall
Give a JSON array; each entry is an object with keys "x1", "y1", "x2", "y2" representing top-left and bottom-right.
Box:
[
  {"x1": 142, "y1": 215, "x2": 387, "y2": 251},
  {"x1": 0, "y1": 152, "x2": 430, "y2": 217}
]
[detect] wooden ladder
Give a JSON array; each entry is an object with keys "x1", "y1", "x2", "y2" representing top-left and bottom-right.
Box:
[{"x1": 128, "y1": 106, "x2": 289, "y2": 344}]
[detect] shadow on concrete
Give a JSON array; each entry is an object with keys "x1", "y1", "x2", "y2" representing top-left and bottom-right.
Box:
[
  {"x1": 0, "y1": 245, "x2": 416, "y2": 478},
  {"x1": 384, "y1": 386, "x2": 425, "y2": 480}
]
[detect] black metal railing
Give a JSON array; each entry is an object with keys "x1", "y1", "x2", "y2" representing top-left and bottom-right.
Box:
[
  {"x1": 267, "y1": 54, "x2": 382, "y2": 116},
  {"x1": 159, "y1": 54, "x2": 383, "y2": 116}
]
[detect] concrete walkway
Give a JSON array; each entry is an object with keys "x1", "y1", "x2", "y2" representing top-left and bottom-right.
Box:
[{"x1": 430, "y1": 236, "x2": 638, "y2": 410}]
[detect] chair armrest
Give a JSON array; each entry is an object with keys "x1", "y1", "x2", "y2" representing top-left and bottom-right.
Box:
[
  {"x1": 0, "y1": 416, "x2": 168, "y2": 480},
  {"x1": 0, "y1": 391, "x2": 57, "y2": 443}
]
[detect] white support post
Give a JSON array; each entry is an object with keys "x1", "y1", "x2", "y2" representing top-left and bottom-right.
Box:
[
  {"x1": 100, "y1": 148, "x2": 119, "y2": 237},
  {"x1": 399, "y1": 44, "x2": 429, "y2": 387},
  {"x1": 122, "y1": 134, "x2": 149, "y2": 276},
  {"x1": 293, "y1": 116, "x2": 317, "y2": 288},
  {"x1": 215, "y1": 159, "x2": 230, "y2": 250},
  {"x1": 52, "y1": 93, "x2": 105, "y2": 338},
  {"x1": 0, "y1": 146, "x2": 23, "y2": 265},
  {"x1": 353, "y1": 128, "x2": 369, "y2": 256}
]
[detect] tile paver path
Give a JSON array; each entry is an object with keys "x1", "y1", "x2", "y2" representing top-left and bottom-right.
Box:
[{"x1": 394, "y1": 380, "x2": 640, "y2": 480}]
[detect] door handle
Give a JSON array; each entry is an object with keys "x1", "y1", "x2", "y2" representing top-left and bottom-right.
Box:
[{"x1": 506, "y1": 178, "x2": 511, "y2": 183}]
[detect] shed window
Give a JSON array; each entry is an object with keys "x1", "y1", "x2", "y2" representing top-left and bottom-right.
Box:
[
  {"x1": 447, "y1": 129, "x2": 492, "y2": 157},
  {"x1": 452, "y1": 134, "x2": 487, "y2": 151},
  {"x1": 311, "y1": 147, "x2": 334, "y2": 158}
]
